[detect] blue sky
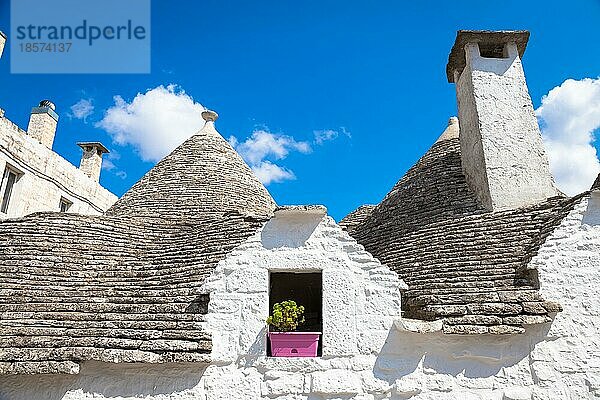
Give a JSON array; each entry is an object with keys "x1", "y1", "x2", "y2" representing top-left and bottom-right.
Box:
[{"x1": 1, "y1": 0, "x2": 599, "y2": 220}]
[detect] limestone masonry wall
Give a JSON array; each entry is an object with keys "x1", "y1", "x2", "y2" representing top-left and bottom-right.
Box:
[
  {"x1": 0, "y1": 115, "x2": 117, "y2": 218},
  {"x1": 2, "y1": 200, "x2": 599, "y2": 399}
]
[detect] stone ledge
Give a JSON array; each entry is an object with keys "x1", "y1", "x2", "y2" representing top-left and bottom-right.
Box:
[{"x1": 394, "y1": 318, "x2": 443, "y2": 334}]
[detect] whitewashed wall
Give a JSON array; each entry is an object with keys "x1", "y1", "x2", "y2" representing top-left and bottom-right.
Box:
[
  {"x1": 1, "y1": 198, "x2": 599, "y2": 400},
  {"x1": 526, "y1": 192, "x2": 600, "y2": 399},
  {"x1": 0, "y1": 115, "x2": 117, "y2": 218},
  {"x1": 455, "y1": 42, "x2": 559, "y2": 211}
]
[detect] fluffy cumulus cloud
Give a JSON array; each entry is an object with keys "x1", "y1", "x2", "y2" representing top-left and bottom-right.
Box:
[
  {"x1": 70, "y1": 99, "x2": 94, "y2": 121},
  {"x1": 536, "y1": 78, "x2": 600, "y2": 195},
  {"x1": 97, "y1": 85, "x2": 204, "y2": 162},
  {"x1": 229, "y1": 130, "x2": 311, "y2": 185}
]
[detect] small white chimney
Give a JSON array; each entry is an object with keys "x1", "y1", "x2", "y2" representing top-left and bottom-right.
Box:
[
  {"x1": 0, "y1": 31, "x2": 6, "y2": 59},
  {"x1": 77, "y1": 142, "x2": 109, "y2": 182},
  {"x1": 27, "y1": 100, "x2": 59, "y2": 149},
  {"x1": 447, "y1": 30, "x2": 559, "y2": 211}
]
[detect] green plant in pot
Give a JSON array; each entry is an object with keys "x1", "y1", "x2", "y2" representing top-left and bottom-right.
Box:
[
  {"x1": 266, "y1": 300, "x2": 305, "y2": 332},
  {"x1": 267, "y1": 300, "x2": 320, "y2": 357}
]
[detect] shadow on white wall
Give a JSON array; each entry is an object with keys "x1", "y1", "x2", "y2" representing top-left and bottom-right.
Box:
[{"x1": 582, "y1": 192, "x2": 600, "y2": 226}]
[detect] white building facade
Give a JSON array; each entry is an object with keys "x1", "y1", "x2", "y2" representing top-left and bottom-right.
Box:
[{"x1": 0, "y1": 102, "x2": 117, "y2": 218}]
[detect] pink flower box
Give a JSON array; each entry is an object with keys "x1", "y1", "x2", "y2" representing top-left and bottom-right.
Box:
[{"x1": 269, "y1": 332, "x2": 321, "y2": 357}]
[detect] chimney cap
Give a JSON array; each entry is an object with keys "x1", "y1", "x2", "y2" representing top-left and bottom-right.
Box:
[
  {"x1": 201, "y1": 109, "x2": 218, "y2": 122},
  {"x1": 446, "y1": 30, "x2": 530, "y2": 83},
  {"x1": 39, "y1": 100, "x2": 56, "y2": 110},
  {"x1": 77, "y1": 142, "x2": 110, "y2": 154}
]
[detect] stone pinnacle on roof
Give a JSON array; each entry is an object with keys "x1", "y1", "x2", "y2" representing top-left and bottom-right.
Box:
[
  {"x1": 202, "y1": 109, "x2": 218, "y2": 122},
  {"x1": 435, "y1": 117, "x2": 459, "y2": 143}
]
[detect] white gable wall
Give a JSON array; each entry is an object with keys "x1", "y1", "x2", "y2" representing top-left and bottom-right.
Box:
[
  {"x1": 526, "y1": 192, "x2": 600, "y2": 398},
  {"x1": 203, "y1": 208, "x2": 405, "y2": 363}
]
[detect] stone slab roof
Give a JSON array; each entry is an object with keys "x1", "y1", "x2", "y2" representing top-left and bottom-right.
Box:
[
  {"x1": 347, "y1": 133, "x2": 578, "y2": 334},
  {"x1": 338, "y1": 205, "x2": 375, "y2": 234},
  {"x1": 0, "y1": 120, "x2": 274, "y2": 374},
  {"x1": 0, "y1": 211, "x2": 266, "y2": 374}
]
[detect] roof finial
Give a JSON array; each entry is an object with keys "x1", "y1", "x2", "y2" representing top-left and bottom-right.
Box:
[
  {"x1": 436, "y1": 116, "x2": 459, "y2": 143},
  {"x1": 202, "y1": 109, "x2": 218, "y2": 122}
]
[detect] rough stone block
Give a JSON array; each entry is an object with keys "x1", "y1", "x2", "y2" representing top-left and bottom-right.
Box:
[
  {"x1": 360, "y1": 371, "x2": 391, "y2": 393},
  {"x1": 311, "y1": 370, "x2": 361, "y2": 395},
  {"x1": 357, "y1": 330, "x2": 389, "y2": 355},
  {"x1": 323, "y1": 270, "x2": 358, "y2": 355},
  {"x1": 263, "y1": 372, "x2": 306, "y2": 396},
  {"x1": 394, "y1": 375, "x2": 422, "y2": 396},
  {"x1": 226, "y1": 268, "x2": 268, "y2": 293},
  {"x1": 205, "y1": 367, "x2": 261, "y2": 400},
  {"x1": 502, "y1": 386, "x2": 532, "y2": 400}
]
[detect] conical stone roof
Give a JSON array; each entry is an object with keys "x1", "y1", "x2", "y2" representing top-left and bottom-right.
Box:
[
  {"x1": 107, "y1": 115, "x2": 276, "y2": 218},
  {"x1": 347, "y1": 117, "x2": 576, "y2": 334},
  {"x1": 0, "y1": 110, "x2": 277, "y2": 374}
]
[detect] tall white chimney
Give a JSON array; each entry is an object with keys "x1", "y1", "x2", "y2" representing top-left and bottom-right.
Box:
[
  {"x1": 77, "y1": 142, "x2": 109, "y2": 182},
  {"x1": 27, "y1": 100, "x2": 59, "y2": 149},
  {"x1": 447, "y1": 30, "x2": 559, "y2": 211}
]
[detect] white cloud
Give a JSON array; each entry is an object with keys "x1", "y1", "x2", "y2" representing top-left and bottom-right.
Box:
[
  {"x1": 70, "y1": 99, "x2": 94, "y2": 122},
  {"x1": 102, "y1": 158, "x2": 116, "y2": 171},
  {"x1": 100, "y1": 150, "x2": 127, "y2": 179},
  {"x1": 235, "y1": 130, "x2": 311, "y2": 165},
  {"x1": 230, "y1": 129, "x2": 311, "y2": 185},
  {"x1": 251, "y1": 161, "x2": 295, "y2": 185},
  {"x1": 227, "y1": 135, "x2": 238, "y2": 148},
  {"x1": 313, "y1": 127, "x2": 351, "y2": 144},
  {"x1": 97, "y1": 85, "x2": 205, "y2": 162},
  {"x1": 536, "y1": 77, "x2": 600, "y2": 195}
]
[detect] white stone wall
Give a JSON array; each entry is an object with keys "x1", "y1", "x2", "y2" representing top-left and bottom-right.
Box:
[
  {"x1": 0, "y1": 115, "x2": 117, "y2": 218},
  {"x1": 456, "y1": 42, "x2": 559, "y2": 211},
  {"x1": 2, "y1": 200, "x2": 600, "y2": 399},
  {"x1": 526, "y1": 192, "x2": 600, "y2": 398},
  {"x1": 203, "y1": 208, "x2": 405, "y2": 363}
]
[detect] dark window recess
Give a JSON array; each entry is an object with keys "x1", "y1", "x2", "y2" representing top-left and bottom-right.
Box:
[
  {"x1": 0, "y1": 167, "x2": 19, "y2": 214},
  {"x1": 478, "y1": 42, "x2": 508, "y2": 59},
  {"x1": 59, "y1": 197, "x2": 72, "y2": 212},
  {"x1": 269, "y1": 272, "x2": 322, "y2": 356}
]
